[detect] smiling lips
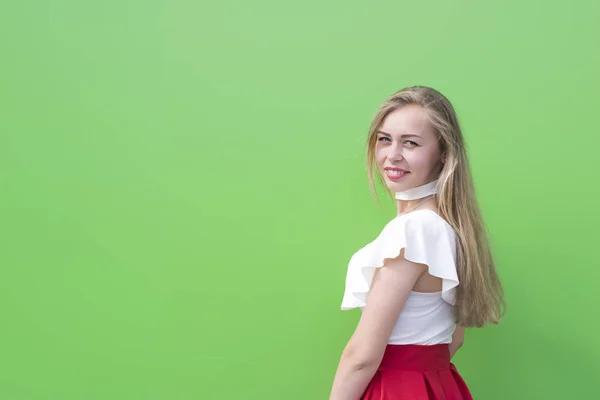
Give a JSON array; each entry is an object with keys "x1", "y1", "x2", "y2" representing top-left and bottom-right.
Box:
[{"x1": 384, "y1": 168, "x2": 410, "y2": 180}]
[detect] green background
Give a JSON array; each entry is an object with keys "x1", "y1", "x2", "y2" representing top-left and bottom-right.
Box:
[{"x1": 1, "y1": 1, "x2": 598, "y2": 398}]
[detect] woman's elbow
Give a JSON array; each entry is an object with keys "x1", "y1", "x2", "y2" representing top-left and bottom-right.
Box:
[{"x1": 342, "y1": 346, "x2": 380, "y2": 370}]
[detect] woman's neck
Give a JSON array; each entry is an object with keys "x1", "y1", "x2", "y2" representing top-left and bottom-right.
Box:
[
  {"x1": 394, "y1": 178, "x2": 440, "y2": 215},
  {"x1": 396, "y1": 197, "x2": 437, "y2": 215}
]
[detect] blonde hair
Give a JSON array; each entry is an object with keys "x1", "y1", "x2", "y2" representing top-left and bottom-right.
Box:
[{"x1": 366, "y1": 85, "x2": 506, "y2": 327}]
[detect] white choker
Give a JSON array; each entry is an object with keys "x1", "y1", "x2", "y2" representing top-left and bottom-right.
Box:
[{"x1": 394, "y1": 179, "x2": 440, "y2": 200}]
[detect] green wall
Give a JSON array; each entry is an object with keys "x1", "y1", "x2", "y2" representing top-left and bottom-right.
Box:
[{"x1": 1, "y1": 1, "x2": 598, "y2": 398}]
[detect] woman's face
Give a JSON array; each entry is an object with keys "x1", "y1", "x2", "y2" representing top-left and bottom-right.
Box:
[{"x1": 375, "y1": 105, "x2": 443, "y2": 193}]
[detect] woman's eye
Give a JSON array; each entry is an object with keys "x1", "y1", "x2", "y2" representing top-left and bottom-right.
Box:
[{"x1": 377, "y1": 137, "x2": 418, "y2": 146}]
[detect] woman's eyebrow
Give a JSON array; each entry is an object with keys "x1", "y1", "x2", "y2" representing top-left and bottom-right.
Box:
[{"x1": 376, "y1": 131, "x2": 422, "y2": 139}]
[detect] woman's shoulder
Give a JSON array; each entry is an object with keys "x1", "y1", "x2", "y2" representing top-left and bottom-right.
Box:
[
  {"x1": 389, "y1": 209, "x2": 454, "y2": 232},
  {"x1": 341, "y1": 207, "x2": 460, "y2": 310}
]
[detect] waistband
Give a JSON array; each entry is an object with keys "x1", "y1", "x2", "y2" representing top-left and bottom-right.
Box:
[{"x1": 378, "y1": 344, "x2": 451, "y2": 372}]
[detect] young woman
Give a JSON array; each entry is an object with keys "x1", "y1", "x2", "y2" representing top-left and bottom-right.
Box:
[{"x1": 329, "y1": 86, "x2": 505, "y2": 400}]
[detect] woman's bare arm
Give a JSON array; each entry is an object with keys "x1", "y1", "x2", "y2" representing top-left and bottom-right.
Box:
[
  {"x1": 330, "y1": 251, "x2": 428, "y2": 400},
  {"x1": 449, "y1": 325, "x2": 465, "y2": 360}
]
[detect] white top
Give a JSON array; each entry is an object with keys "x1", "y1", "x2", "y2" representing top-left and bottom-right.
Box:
[{"x1": 340, "y1": 209, "x2": 459, "y2": 345}]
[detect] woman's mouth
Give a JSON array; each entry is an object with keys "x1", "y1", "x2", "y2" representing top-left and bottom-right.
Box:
[{"x1": 385, "y1": 169, "x2": 410, "y2": 181}]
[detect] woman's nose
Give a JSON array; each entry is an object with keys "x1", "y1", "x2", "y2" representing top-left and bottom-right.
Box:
[{"x1": 388, "y1": 143, "x2": 404, "y2": 161}]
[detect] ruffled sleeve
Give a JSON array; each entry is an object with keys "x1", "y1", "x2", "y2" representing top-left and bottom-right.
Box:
[{"x1": 340, "y1": 210, "x2": 459, "y2": 310}]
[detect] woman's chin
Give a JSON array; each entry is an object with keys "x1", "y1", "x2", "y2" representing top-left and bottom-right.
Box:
[{"x1": 385, "y1": 177, "x2": 412, "y2": 191}]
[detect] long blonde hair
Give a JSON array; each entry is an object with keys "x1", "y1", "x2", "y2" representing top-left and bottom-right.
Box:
[{"x1": 366, "y1": 86, "x2": 505, "y2": 327}]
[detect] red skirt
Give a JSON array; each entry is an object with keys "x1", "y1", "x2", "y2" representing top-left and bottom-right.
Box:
[{"x1": 360, "y1": 344, "x2": 473, "y2": 400}]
